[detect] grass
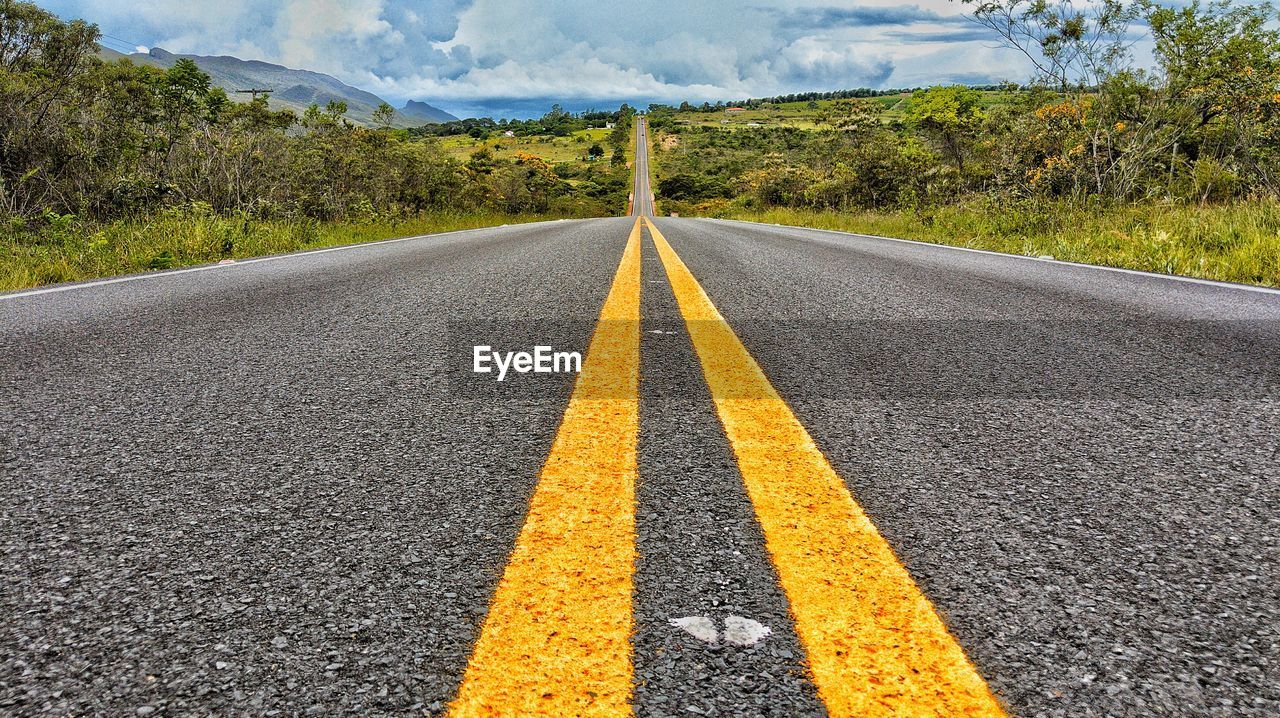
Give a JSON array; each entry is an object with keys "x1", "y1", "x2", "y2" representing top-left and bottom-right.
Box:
[
  {"x1": 714, "y1": 200, "x2": 1280, "y2": 287},
  {"x1": 0, "y1": 210, "x2": 570, "y2": 292},
  {"x1": 438, "y1": 128, "x2": 625, "y2": 168},
  {"x1": 660, "y1": 91, "x2": 1021, "y2": 130}
]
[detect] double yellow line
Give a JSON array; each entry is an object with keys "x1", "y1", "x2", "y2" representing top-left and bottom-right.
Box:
[
  {"x1": 450, "y1": 218, "x2": 1005, "y2": 717},
  {"x1": 449, "y1": 219, "x2": 642, "y2": 716}
]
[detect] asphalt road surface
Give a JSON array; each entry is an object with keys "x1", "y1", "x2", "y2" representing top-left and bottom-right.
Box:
[
  {"x1": 631, "y1": 117, "x2": 655, "y2": 217},
  {"x1": 3, "y1": 122, "x2": 1279, "y2": 717}
]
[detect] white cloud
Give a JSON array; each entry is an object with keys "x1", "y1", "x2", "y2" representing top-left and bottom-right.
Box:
[
  {"x1": 776, "y1": 36, "x2": 894, "y2": 86},
  {"x1": 40, "y1": 0, "x2": 1036, "y2": 115},
  {"x1": 277, "y1": 0, "x2": 396, "y2": 69}
]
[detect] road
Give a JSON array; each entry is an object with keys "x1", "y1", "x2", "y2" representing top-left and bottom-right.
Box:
[
  {"x1": 631, "y1": 117, "x2": 654, "y2": 217},
  {"x1": 3, "y1": 119, "x2": 1279, "y2": 717}
]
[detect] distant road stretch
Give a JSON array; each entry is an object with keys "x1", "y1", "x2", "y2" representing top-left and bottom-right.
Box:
[{"x1": 630, "y1": 117, "x2": 654, "y2": 217}]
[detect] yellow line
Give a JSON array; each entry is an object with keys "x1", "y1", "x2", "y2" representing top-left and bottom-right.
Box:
[
  {"x1": 644, "y1": 218, "x2": 1006, "y2": 718},
  {"x1": 450, "y1": 219, "x2": 642, "y2": 717}
]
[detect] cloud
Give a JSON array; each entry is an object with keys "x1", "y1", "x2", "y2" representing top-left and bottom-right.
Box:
[
  {"x1": 881, "y1": 24, "x2": 1017, "y2": 45},
  {"x1": 774, "y1": 4, "x2": 952, "y2": 28},
  {"x1": 776, "y1": 37, "x2": 895, "y2": 86},
  {"x1": 38, "y1": 0, "x2": 1034, "y2": 116},
  {"x1": 275, "y1": 0, "x2": 396, "y2": 68}
]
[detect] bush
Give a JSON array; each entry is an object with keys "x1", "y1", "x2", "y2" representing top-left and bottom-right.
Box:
[{"x1": 0, "y1": 2, "x2": 620, "y2": 227}]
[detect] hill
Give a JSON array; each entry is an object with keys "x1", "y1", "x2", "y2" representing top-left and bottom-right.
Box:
[
  {"x1": 400, "y1": 100, "x2": 456, "y2": 124},
  {"x1": 97, "y1": 47, "x2": 457, "y2": 127}
]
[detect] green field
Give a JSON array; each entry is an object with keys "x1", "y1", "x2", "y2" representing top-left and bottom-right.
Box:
[
  {"x1": 438, "y1": 128, "x2": 632, "y2": 176},
  {"x1": 654, "y1": 91, "x2": 1022, "y2": 130},
  {"x1": 659, "y1": 96, "x2": 903, "y2": 130}
]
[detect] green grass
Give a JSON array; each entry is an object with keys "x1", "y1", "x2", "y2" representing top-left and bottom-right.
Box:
[
  {"x1": 0, "y1": 210, "x2": 570, "y2": 292},
  {"x1": 660, "y1": 90, "x2": 1022, "y2": 130},
  {"x1": 715, "y1": 201, "x2": 1280, "y2": 287},
  {"x1": 438, "y1": 128, "x2": 627, "y2": 167}
]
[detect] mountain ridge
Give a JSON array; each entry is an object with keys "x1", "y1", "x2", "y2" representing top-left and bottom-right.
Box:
[{"x1": 98, "y1": 47, "x2": 458, "y2": 127}]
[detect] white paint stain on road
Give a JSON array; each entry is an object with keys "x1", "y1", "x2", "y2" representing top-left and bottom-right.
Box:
[
  {"x1": 669, "y1": 616, "x2": 719, "y2": 644},
  {"x1": 669, "y1": 615, "x2": 771, "y2": 647},
  {"x1": 723, "y1": 616, "x2": 772, "y2": 646}
]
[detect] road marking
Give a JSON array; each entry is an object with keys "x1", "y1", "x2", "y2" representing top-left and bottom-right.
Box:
[
  {"x1": 670, "y1": 616, "x2": 719, "y2": 644},
  {"x1": 722, "y1": 616, "x2": 771, "y2": 647},
  {"x1": 449, "y1": 218, "x2": 642, "y2": 717},
  {"x1": 668, "y1": 616, "x2": 772, "y2": 646},
  {"x1": 711, "y1": 217, "x2": 1280, "y2": 296},
  {"x1": 0, "y1": 220, "x2": 587, "y2": 301},
  {"x1": 645, "y1": 217, "x2": 1006, "y2": 717}
]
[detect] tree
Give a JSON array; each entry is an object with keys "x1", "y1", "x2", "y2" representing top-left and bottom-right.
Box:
[
  {"x1": 587, "y1": 143, "x2": 605, "y2": 160},
  {"x1": 0, "y1": 1, "x2": 102, "y2": 216},
  {"x1": 302, "y1": 99, "x2": 350, "y2": 132},
  {"x1": 225, "y1": 94, "x2": 295, "y2": 132},
  {"x1": 906, "y1": 86, "x2": 986, "y2": 174},
  {"x1": 959, "y1": 0, "x2": 1137, "y2": 91},
  {"x1": 1143, "y1": 0, "x2": 1280, "y2": 195},
  {"x1": 372, "y1": 101, "x2": 396, "y2": 129}
]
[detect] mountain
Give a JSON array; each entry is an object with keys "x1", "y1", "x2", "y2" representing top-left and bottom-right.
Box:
[
  {"x1": 400, "y1": 100, "x2": 457, "y2": 125},
  {"x1": 97, "y1": 47, "x2": 458, "y2": 127}
]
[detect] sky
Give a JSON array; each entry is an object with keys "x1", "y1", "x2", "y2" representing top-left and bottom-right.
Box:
[{"x1": 39, "y1": 0, "x2": 1038, "y2": 118}]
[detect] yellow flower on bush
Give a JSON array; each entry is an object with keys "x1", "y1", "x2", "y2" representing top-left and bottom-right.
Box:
[
  {"x1": 1034, "y1": 99, "x2": 1087, "y2": 126},
  {"x1": 1114, "y1": 121, "x2": 1127, "y2": 132}
]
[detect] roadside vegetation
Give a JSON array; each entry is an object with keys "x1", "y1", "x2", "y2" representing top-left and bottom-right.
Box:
[
  {"x1": 429, "y1": 110, "x2": 637, "y2": 208},
  {"x1": 1, "y1": 211, "x2": 562, "y2": 291},
  {"x1": 0, "y1": 2, "x2": 635, "y2": 291},
  {"x1": 730, "y1": 203, "x2": 1280, "y2": 285},
  {"x1": 649, "y1": 0, "x2": 1280, "y2": 286}
]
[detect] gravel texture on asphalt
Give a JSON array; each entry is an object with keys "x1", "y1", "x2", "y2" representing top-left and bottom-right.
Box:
[
  {"x1": 651, "y1": 217, "x2": 1280, "y2": 718},
  {"x1": 1, "y1": 218, "x2": 630, "y2": 716},
  {"x1": 5, "y1": 213, "x2": 1280, "y2": 717},
  {"x1": 631, "y1": 225, "x2": 825, "y2": 717}
]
